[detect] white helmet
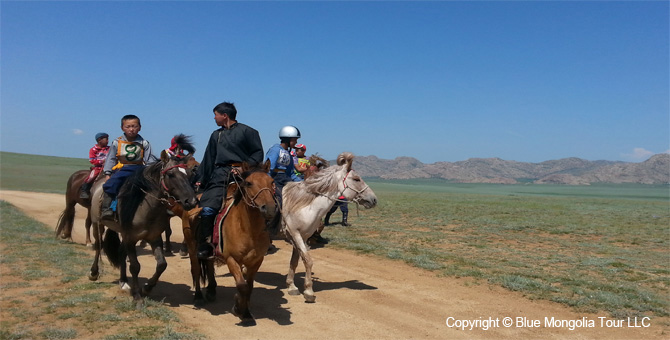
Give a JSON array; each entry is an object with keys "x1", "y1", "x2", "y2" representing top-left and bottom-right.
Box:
[{"x1": 279, "y1": 125, "x2": 301, "y2": 139}]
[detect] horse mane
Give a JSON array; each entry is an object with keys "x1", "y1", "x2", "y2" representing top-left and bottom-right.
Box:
[
  {"x1": 174, "y1": 134, "x2": 196, "y2": 155},
  {"x1": 283, "y1": 156, "x2": 350, "y2": 215},
  {"x1": 118, "y1": 162, "x2": 163, "y2": 230},
  {"x1": 308, "y1": 153, "x2": 330, "y2": 169}
]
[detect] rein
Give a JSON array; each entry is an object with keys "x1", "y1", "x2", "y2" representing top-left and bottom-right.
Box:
[
  {"x1": 315, "y1": 170, "x2": 368, "y2": 217},
  {"x1": 231, "y1": 172, "x2": 277, "y2": 210},
  {"x1": 139, "y1": 163, "x2": 189, "y2": 207}
]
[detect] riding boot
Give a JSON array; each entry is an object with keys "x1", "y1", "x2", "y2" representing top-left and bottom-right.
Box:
[
  {"x1": 197, "y1": 214, "x2": 216, "y2": 260},
  {"x1": 324, "y1": 211, "x2": 333, "y2": 226},
  {"x1": 79, "y1": 182, "x2": 91, "y2": 199},
  {"x1": 341, "y1": 212, "x2": 351, "y2": 226},
  {"x1": 101, "y1": 192, "x2": 115, "y2": 219}
]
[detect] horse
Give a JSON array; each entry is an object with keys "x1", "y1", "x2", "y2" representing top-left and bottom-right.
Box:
[
  {"x1": 54, "y1": 170, "x2": 98, "y2": 246},
  {"x1": 56, "y1": 136, "x2": 199, "y2": 252},
  {"x1": 219, "y1": 160, "x2": 277, "y2": 324},
  {"x1": 88, "y1": 149, "x2": 199, "y2": 306},
  {"x1": 281, "y1": 152, "x2": 378, "y2": 302}
]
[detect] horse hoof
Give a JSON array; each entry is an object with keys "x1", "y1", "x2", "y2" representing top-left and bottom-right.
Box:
[
  {"x1": 287, "y1": 288, "x2": 300, "y2": 296},
  {"x1": 304, "y1": 294, "x2": 316, "y2": 303},
  {"x1": 88, "y1": 272, "x2": 99, "y2": 281},
  {"x1": 86, "y1": 243, "x2": 93, "y2": 248},
  {"x1": 120, "y1": 282, "x2": 131, "y2": 291},
  {"x1": 179, "y1": 250, "x2": 188, "y2": 257}
]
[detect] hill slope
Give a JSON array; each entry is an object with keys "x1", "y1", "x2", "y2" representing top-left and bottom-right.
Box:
[{"x1": 350, "y1": 153, "x2": 670, "y2": 185}]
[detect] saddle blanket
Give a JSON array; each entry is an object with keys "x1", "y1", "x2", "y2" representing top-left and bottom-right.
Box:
[{"x1": 212, "y1": 198, "x2": 236, "y2": 256}]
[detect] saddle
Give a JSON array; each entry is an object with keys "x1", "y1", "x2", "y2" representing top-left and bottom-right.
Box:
[{"x1": 212, "y1": 195, "x2": 237, "y2": 256}]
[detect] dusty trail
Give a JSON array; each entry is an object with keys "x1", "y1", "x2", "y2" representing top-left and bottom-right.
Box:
[{"x1": 1, "y1": 190, "x2": 667, "y2": 339}]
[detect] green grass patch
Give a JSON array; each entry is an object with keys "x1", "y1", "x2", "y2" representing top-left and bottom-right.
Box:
[
  {"x1": 325, "y1": 180, "x2": 670, "y2": 318},
  {"x1": 0, "y1": 201, "x2": 202, "y2": 340}
]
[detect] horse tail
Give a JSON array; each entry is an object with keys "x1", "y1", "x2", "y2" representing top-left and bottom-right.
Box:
[
  {"x1": 102, "y1": 229, "x2": 123, "y2": 268},
  {"x1": 54, "y1": 209, "x2": 72, "y2": 239}
]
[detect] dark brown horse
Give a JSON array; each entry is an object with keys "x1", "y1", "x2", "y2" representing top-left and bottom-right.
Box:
[
  {"x1": 89, "y1": 149, "x2": 198, "y2": 307},
  {"x1": 168, "y1": 194, "x2": 218, "y2": 306},
  {"x1": 54, "y1": 170, "x2": 98, "y2": 246}
]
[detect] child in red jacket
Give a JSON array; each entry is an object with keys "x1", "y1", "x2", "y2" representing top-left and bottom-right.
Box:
[{"x1": 80, "y1": 132, "x2": 110, "y2": 199}]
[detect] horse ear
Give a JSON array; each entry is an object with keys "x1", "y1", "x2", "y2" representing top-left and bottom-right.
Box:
[
  {"x1": 241, "y1": 162, "x2": 250, "y2": 173},
  {"x1": 160, "y1": 150, "x2": 170, "y2": 163},
  {"x1": 337, "y1": 152, "x2": 354, "y2": 172},
  {"x1": 263, "y1": 159, "x2": 271, "y2": 173}
]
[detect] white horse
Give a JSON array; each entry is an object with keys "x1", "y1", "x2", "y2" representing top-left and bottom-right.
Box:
[{"x1": 281, "y1": 152, "x2": 378, "y2": 302}]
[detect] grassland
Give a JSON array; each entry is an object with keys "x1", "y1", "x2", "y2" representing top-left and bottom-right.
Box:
[
  {"x1": 326, "y1": 179, "x2": 670, "y2": 318},
  {"x1": 0, "y1": 200, "x2": 204, "y2": 339},
  {"x1": 1, "y1": 151, "x2": 669, "y2": 321}
]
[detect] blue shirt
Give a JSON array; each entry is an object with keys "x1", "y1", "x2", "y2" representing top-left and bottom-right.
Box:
[{"x1": 265, "y1": 144, "x2": 301, "y2": 181}]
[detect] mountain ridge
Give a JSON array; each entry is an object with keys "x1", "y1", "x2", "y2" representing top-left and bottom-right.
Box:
[{"x1": 346, "y1": 153, "x2": 670, "y2": 185}]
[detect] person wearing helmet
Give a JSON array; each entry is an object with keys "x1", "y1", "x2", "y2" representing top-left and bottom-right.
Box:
[
  {"x1": 265, "y1": 125, "x2": 303, "y2": 206},
  {"x1": 194, "y1": 101, "x2": 264, "y2": 260},
  {"x1": 80, "y1": 132, "x2": 110, "y2": 199}
]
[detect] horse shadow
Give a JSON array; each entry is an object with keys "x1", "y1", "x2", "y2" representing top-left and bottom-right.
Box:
[
  {"x1": 275, "y1": 272, "x2": 378, "y2": 293},
  {"x1": 127, "y1": 270, "x2": 293, "y2": 326}
]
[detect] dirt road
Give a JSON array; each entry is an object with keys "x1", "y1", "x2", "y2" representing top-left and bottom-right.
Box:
[{"x1": 1, "y1": 190, "x2": 667, "y2": 339}]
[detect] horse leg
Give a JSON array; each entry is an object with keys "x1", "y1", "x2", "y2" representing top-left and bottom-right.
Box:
[
  {"x1": 142, "y1": 238, "x2": 168, "y2": 297},
  {"x1": 227, "y1": 257, "x2": 254, "y2": 323},
  {"x1": 286, "y1": 246, "x2": 301, "y2": 296},
  {"x1": 88, "y1": 222, "x2": 102, "y2": 281},
  {"x1": 118, "y1": 245, "x2": 130, "y2": 292},
  {"x1": 84, "y1": 213, "x2": 93, "y2": 248},
  {"x1": 125, "y1": 242, "x2": 143, "y2": 307},
  {"x1": 179, "y1": 241, "x2": 188, "y2": 257},
  {"x1": 296, "y1": 241, "x2": 316, "y2": 303},
  {"x1": 163, "y1": 226, "x2": 173, "y2": 254},
  {"x1": 205, "y1": 259, "x2": 217, "y2": 302}
]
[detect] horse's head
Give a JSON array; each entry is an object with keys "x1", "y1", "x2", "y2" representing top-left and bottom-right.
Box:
[
  {"x1": 238, "y1": 160, "x2": 277, "y2": 221},
  {"x1": 336, "y1": 152, "x2": 378, "y2": 209},
  {"x1": 160, "y1": 150, "x2": 199, "y2": 211}
]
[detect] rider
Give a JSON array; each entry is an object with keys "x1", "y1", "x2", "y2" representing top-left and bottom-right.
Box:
[
  {"x1": 80, "y1": 132, "x2": 110, "y2": 199},
  {"x1": 292, "y1": 143, "x2": 309, "y2": 180},
  {"x1": 195, "y1": 102, "x2": 264, "y2": 260},
  {"x1": 101, "y1": 114, "x2": 155, "y2": 219},
  {"x1": 265, "y1": 125, "x2": 302, "y2": 206}
]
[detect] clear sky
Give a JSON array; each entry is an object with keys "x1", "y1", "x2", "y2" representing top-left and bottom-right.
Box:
[{"x1": 1, "y1": 1, "x2": 668, "y2": 164}]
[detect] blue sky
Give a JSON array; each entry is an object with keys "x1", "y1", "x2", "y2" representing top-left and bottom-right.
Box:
[{"x1": 1, "y1": 1, "x2": 668, "y2": 164}]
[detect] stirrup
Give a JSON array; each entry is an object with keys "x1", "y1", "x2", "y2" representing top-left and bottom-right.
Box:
[{"x1": 197, "y1": 243, "x2": 215, "y2": 260}]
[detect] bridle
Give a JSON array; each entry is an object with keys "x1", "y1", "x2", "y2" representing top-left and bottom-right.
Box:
[
  {"x1": 231, "y1": 172, "x2": 276, "y2": 210},
  {"x1": 140, "y1": 162, "x2": 189, "y2": 207},
  {"x1": 339, "y1": 170, "x2": 370, "y2": 201}
]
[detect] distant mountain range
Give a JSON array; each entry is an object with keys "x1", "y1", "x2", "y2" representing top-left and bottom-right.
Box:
[{"x1": 347, "y1": 153, "x2": 670, "y2": 185}]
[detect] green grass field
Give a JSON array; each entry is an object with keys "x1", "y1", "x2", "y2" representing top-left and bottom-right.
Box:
[{"x1": 1, "y1": 151, "x2": 669, "y2": 319}]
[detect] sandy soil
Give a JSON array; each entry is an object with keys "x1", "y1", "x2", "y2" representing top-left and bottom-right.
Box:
[{"x1": 1, "y1": 189, "x2": 667, "y2": 339}]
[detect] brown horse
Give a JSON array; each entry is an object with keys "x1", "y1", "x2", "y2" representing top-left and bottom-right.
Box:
[
  {"x1": 88, "y1": 150, "x2": 199, "y2": 307},
  {"x1": 167, "y1": 193, "x2": 219, "y2": 306},
  {"x1": 54, "y1": 170, "x2": 99, "y2": 246},
  {"x1": 209, "y1": 160, "x2": 277, "y2": 324}
]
